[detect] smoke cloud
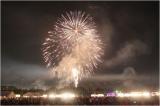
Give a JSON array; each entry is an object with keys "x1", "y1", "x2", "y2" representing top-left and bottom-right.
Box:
[
  {"x1": 2, "y1": 57, "x2": 54, "y2": 89},
  {"x1": 105, "y1": 40, "x2": 150, "y2": 67}
]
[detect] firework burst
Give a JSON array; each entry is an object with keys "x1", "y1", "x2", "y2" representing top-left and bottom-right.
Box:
[{"x1": 42, "y1": 11, "x2": 103, "y2": 87}]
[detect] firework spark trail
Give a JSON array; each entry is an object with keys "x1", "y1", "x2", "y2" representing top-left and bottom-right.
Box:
[{"x1": 42, "y1": 11, "x2": 103, "y2": 87}]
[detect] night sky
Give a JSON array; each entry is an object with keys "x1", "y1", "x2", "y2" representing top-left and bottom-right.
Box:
[{"x1": 2, "y1": 1, "x2": 159, "y2": 90}]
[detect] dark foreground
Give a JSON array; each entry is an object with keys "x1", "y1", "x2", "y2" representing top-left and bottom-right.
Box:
[{"x1": 1, "y1": 97, "x2": 159, "y2": 105}]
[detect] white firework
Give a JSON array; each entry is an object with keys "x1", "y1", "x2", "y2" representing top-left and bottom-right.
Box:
[{"x1": 42, "y1": 11, "x2": 103, "y2": 87}]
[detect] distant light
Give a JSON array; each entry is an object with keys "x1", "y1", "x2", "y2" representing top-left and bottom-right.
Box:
[
  {"x1": 130, "y1": 92, "x2": 141, "y2": 97},
  {"x1": 117, "y1": 93, "x2": 131, "y2": 97},
  {"x1": 59, "y1": 92, "x2": 75, "y2": 99},
  {"x1": 91, "y1": 94, "x2": 97, "y2": 97},
  {"x1": 106, "y1": 93, "x2": 116, "y2": 97},
  {"x1": 42, "y1": 94, "x2": 47, "y2": 98},
  {"x1": 91, "y1": 93, "x2": 104, "y2": 97},
  {"x1": 151, "y1": 91, "x2": 159, "y2": 96},
  {"x1": 15, "y1": 94, "x2": 20, "y2": 98},
  {"x1": 48, "y1": 92, "x2": 75, "y2": 100},
  {"x1": 115, "y1": 90, "x2": 121, "y2": 93},
  {"x1": 142, "y1": 91, "x2": 150, "y2": 98},
  {"x1": 117, "y1": 91, "x2": 152, "y2": 98},
  {"x1": 97, "y1": 94, "x2": 104, "y2": 97},
  {"x1": 124, "y1": 93, "x2": 130, "y2": 97},
  {"x1": 23, "y1": 96, "x2": 29, "y2": 98},
  {"x1": 155, "y1": 91, "x2": 160, "y2": 96},
  {"x1": 49, "y1": 94, "x2": 56, "y2": 98},
  {"x1": 117, "y1": 93, "x2": 125, "y2": 97}
]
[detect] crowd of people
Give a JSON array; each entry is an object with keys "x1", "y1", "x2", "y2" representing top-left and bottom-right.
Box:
[{"x1": 1, "y1": 96, "x2": 159, "y2": 105}]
